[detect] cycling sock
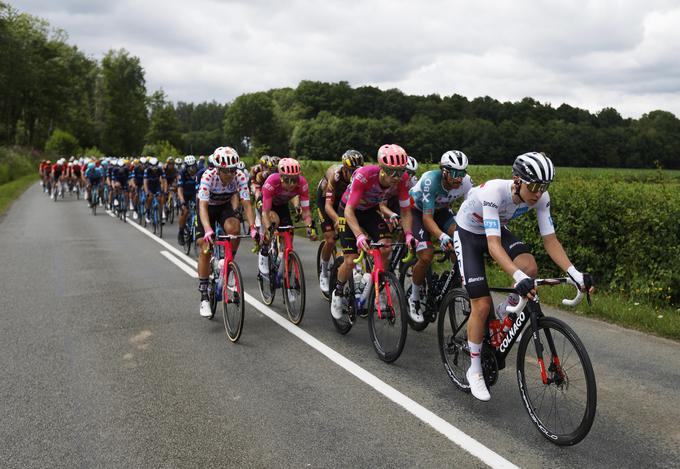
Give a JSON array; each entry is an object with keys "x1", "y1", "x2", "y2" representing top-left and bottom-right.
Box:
[
  {"x1": 410, "y1": 282, "x2": 422, "y2": 301},
  {"x1": 468, "y1": 341, "x2": 482, "y2": 374},
  {"x1": 198, "y1": 278, "x2": 209, "y2": 296}
]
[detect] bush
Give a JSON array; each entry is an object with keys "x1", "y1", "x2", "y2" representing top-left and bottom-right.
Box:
[
  {"x1": 0, "y1": 146, "x2": 41, "y2": 185},
  {"x1": 45, "y1": 129, "x2": 80, "y2": 157}
]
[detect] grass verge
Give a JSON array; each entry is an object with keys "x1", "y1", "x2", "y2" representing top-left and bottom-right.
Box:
[{"x1": 0, "y1": 174, "x2": 39, "y2": 215}]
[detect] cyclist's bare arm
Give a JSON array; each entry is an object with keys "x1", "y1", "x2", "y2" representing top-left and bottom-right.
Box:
[
  {"x1": 242, "y1": 199, "x2": 255, "y2": 227},
  {"x1": 542, "y1": 233, "x2": 574, "y2": 272},
  {"x1": 325, "y1": 195, "x2": 339, "y2": 225},
  {"x1": 198, "y1": 199, "x2": 211, "y2": 234},
  {"x1": 487, "y1": 235, "x2": 525, "y2": 279},
  {"x1": 343, "y1": 204, "x2": 363, "y2": 238}
]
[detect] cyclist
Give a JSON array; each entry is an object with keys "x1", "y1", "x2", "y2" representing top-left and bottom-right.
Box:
[
  {"x1": 163, "y1": 156, "x2": 179, "y2": 221},
  {"x1": 111, "y1": 159, "x2": 130, "y2": 211},
  {"x1": 407, "y1": 150, "x2": 473, "y2": 323},
  {"x1": 84, "y1": 162, "x2": 104, "y2": 206},
  {"x1": 454, "y1": 151, "x2": 594, "y2": 401},
  {"x1": 129, "y1": 158, "x2": 144, "y2": 220},
  {"x1": 197, "y1": 147, "x2": 256, "y2": 317},
  {"x1": 316, "y1": 149, "x2": 364, "y2": 293},
  {"x1": 197, "y1": 155, "x2": 206, "y2": 171},
  {"x1": 257, "y1": 158, "x2": 317, "y2": 279},
  {"x1": 143, "y1": 157, "x2": 166, "y2": 224},
  {"x1": 330, "y1": 144, "x2": 414, "y2": 320},
  {"x1": 50, "y1": 158, "x2": 67, "y2": 199},
  {"x1": 177, "y1": 155, "x2": 199, "y2": 245}
]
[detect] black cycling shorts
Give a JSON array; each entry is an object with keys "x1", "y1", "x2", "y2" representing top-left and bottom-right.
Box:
[
  {"x1": 338, "y1": 205, "x2": 391, "y2": 255},
  {"x1": 453, "y1": 225, "x2": 531, "y2": 299},
  {"x1": 196, "y1": 203, "x2": 238, "y2": 238},
  {"x1": 411, "y1": 208, "x2": 456, "y2": 251}
]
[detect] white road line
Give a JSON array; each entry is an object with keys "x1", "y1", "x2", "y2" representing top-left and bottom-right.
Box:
[
  {"x1": 160, "y1": 250, "x2": 198, "y2": 277},
  {"x1": 111, "y1": 212, "x2": 518, "y2": 469}
]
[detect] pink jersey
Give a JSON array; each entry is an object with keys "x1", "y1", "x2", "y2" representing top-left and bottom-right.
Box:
[
  {"x1": 341, "y1": 165, "x2": 411, "y2": 211},
  {"x1": 198, "y1": 167, "x2": 249, "y2": 206},
  {"x1": 262, "y1": 173, "x2": 310, "y2": 212}
]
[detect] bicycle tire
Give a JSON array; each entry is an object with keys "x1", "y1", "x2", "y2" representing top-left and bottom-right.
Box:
[
  {"x1": 158, "y1": 204, "x2": 163, "y2": 238},
  {"x1": 223, "y1": 261, "x2": 244, "y2": 342},
  {"x1": 257, "y1": 250, "x2": 276, "y2": 305},
  {"x1": 184, "y1": 226, "x2": 192, "y2": 255},
  {"x1": 327, "y1": 256, "x2": 353, "y2": 334},
  {"x1": 168, "y1": 197, "x2": 175, "y2": 225},
  {"x1": 367, "y1": 271, "x2": 408, "y2": 363},
  {"x1": 283, "y1": 250, "x2": 305, "y2": 325},
  {"x1": 516, "y1": 316, "x2": 597, "y2": 446},
  {"x1": 437, "y1": 288, "x2": 472, "y2": 392}
]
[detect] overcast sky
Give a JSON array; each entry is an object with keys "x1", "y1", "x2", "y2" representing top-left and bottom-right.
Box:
[{"x1": 12, "y1": 0, "x2": 680, "y2": 118}]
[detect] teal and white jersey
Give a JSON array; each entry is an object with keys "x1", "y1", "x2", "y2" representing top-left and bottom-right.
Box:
[{"x1": 409, "y1": 170, "x2": 473, "y2": 215}]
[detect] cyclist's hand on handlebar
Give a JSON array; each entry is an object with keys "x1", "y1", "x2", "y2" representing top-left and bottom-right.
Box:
[
  {"x1": 388, "y1": 213, "x2": 400, "y2": 230},
  {"x1": 438, "y1": 232, "x2": 453, "y2": 251},
  {"x1": 405, "y1": 231, "x2": 416, "y2": 250},
  {"x1": 514, "y1": 277, "x2": 536, "y2": 299},
  {"x1": 356, "y1": 233, "x2": 370, "y2": 252},
  {"x1": 306, "y1": 225, "x2": 317, "y2": 241},
  {"x1": 202, "y1": 228, "x2": 214, "y2": 251},
  {"x1": 249, "y1": 225, "x2": 259, "y2": 241},
  {"x1": 567, "y1": 266, "x2": 595, "y2": 294}
]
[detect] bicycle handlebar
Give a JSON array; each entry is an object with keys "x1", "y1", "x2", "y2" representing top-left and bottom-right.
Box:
[
  {"x1": 353, "y1": 242, "x2": 405, "y2": 264},
  {"x1": 506, "y1": 277, "x2": 585, "y2": 314}
]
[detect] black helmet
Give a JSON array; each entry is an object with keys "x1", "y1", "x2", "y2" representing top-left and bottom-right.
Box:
[{"x1": 341, "y1": 149, "x2": 364, "y2": 168}]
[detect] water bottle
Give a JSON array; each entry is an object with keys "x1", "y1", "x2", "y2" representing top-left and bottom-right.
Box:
[
  {"x1": 358, "y1": 273, "x2": 372, "y2": 309},
  {"x1": 352, "y1": 265, "x2": 363, "y2": 289},
  {"x1": 489, "y1": 319, "x2": 503, "y2": 348},
  {"x1": 496, "y1": 293, "x2": 519, "y2": 321},
  {"x1": 501, "y1": 314, "x2": 514, "y2": 337}
]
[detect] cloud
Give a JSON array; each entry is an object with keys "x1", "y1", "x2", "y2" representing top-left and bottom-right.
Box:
[{"x1": 11, "y1": 0, "x2": 680, "y2": 118}]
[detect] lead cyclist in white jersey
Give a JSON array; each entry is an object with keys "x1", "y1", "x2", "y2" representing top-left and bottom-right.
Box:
[{"x1": 453, "y1": 152, "x2": 594, "y2": 402}]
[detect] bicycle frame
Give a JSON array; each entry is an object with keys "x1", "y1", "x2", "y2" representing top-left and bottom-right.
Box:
[
  {"x1": 273, "y1": 226, "x2": 297, "y2": 291},
  {"x1": 355, "y1": 242, "x2": 404, "y2": 320}
]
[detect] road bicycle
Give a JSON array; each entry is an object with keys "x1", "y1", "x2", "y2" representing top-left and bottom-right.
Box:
[
  {"x1": 113, "y1": 187, "x2": 128, "y2": 223},
  {"x1": 182, "y1": 200, "x2": 198, "y2": 256},
  {"x1": 204, "y1": 233, "x2": 250, "y2": 342},
  {"x1": 148, "y1": 192, "x2": 163, "y2": 237},
  {"x1": 257, "y1": 224, "x2": 307, "y2": 325},
  {"x1": 90, "y1": 183, "x2": 100, "y2": 216},
  {"x1": 328, "y1": 241, "x2": 409, "y2": 363},
  {"x1": 316, "y1": 233, "x2": 340, "y2": 301},
  {"x1": 165, "y1": 190, "x2": 176, "y2": 225},
  {"x1": 437, "y1": 278, "x2": 596, "y2": 446},
  {"x1": 400, "y1": 249, "x2": 461, "y2": 332}
]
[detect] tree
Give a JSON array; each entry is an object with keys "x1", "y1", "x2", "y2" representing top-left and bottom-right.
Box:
[
  {"x1": 146, "y1": 89, "x2": 181, "y2": 148},
  {"x1": 223, "y1": 92, "x2": 288, "y2": 155},
  {"x1": 100, "y1": 49, "x2": 148, "y2": 155},
  {"x1": 45, "y1": 129, "x2": 79, "y2": 156}
]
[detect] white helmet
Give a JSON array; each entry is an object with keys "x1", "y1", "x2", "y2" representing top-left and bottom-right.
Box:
[
  {"x1": 236, "y1": 161, "x2": 246, "y2": 170},
  {"x1": 212, "y1": 146, "x2": 240, "y2": 169},
  {"x1": 440, "y1": 150, "x2": 468, "y2": 171},
  {"x1": 406, "y1": 156, "x2": 418, "y2": 173},
  {"x1": 175, "y1": 157, "x2": 182, "y2": 165},
  {"x1": 116, "y1": 158, "x2": 124, "y2": 167},
  {"x1": 513, "y1": 152, "x2": 554, "y2": 183},
  {"x1": 149, "y1": 157, "x2": 159, "y2": 166},
  {"x1": 140, "y1": 156, "x2": 148, "y2": 164},
  {"x1": 184, "y1": 155, "x2": 196, "y2": 166}
]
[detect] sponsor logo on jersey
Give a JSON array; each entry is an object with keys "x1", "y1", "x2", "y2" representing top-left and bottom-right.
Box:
[
  {"x1": 482, "y1": 201, "x2": 498, "y2": 208},
  {"x1": 484, "y1": 219, "x2": 500, "y2": 229},
  {"x1": 468, "y1": 276, "x2": 484, "y2": 283}
]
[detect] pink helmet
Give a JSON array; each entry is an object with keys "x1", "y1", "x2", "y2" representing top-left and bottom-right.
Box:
[
  {"x1": 212, "y1": 146, "x2": 240, "y2": 168},
  {"x1": 278, "y1": 157, "x2": 301, "y2": 176},
  {"x1": 377, "y1": 144, "x2": 407, "y2": 168}
]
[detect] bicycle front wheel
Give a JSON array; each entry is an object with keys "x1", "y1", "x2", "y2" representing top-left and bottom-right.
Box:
[
  {"x1": 222, "y1": 261, "x2": 244, "y2": 342},
  {"x1": 327, "y1": 256, "x2": 353, "y2": 334},
  {"x1": 516, "y1": 316, "x2": 597, "y2": 446},
  {"x1": 367, "y1": 271, "x2": 408, "y2": 363},
  {"x1": 283, "y1": 251, "x2": 306, "y2": 325},
  {"x1": 437, "y1": 288, "x2": 472, "y2": 392},
  {"x1": 257, "y1": 252, "x2": 276, "y2": 305}
]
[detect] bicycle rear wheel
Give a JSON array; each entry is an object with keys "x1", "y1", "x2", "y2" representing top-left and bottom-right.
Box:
[
  {"x1": 399, "y1": 258, "x2": 430, "y2": 332},
  {"x1": 184, "y1": 225, "x2": 192, "y2": 255},
  {"x1": 437, "y1": 288, "x2": 472, "y2": 392},
  {"x1": 367, "y1": 271, "x2": 408, "y2": 363},
  {"x1": 158, "y1": 205, "x2": 163, "y2": 238},
  {"x1": 327, "y1": 256, "x2": 353, "y2": 334},
  {"x1": 167, "y1": 197, "x2": 175, "y2": 225},
  {"x1": 516, "y1": 316, "x2": 597, "y2": 446},
  {"x1": 316, "y1": 240, "x2": 336, "y2": 301},
  {"x1": 283, "y1": 250, "x2": 306, "y2": 325},
  {"x1": 223, "y1": 261, "x2": 244, "y2": 342}
]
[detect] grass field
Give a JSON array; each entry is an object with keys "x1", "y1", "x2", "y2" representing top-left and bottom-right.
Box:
[{"x1": 0, "y1": 174, "x2": 39, "y2": 215}]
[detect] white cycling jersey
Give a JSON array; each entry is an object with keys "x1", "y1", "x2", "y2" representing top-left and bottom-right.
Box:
[
  {"x1": 198, "y1": 167, "x2": 249, "y2": 206},
  {"x1": 455, "y1": 179, "x2": 554, "y2": 237}
]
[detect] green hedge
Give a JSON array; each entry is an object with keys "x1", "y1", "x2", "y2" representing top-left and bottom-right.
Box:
[{"x1": 0, "y1": 147, "x2": 43, "y2": 185}]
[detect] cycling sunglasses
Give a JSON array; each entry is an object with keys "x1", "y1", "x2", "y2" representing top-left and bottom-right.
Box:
[
  {"x1": 448, "y1": 169, "x2": 467, "y2": 179},
  {"x1": 524, "y1": 181, "x2": 550, "y2": 193},
  {"x1": 382, "y1": 168, "x2": 405, "y2": 178},
  {"x1": 282, "y1": 175, "x2": 300, "y2": 184},
  {"x1": 218, "y1": 167, "x2": 237, "y2": 174}
]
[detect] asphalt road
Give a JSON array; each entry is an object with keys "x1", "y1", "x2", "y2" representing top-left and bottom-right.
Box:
[{"x1": 1, "y1": 184, "x2": 679, "y2": 468}]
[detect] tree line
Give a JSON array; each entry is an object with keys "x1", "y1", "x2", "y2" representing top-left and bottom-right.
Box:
[{"x1": 2, "y1": 2, "x2": 679, "y2": 169}]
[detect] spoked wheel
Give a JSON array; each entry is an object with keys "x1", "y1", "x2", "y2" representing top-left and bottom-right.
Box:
[
  {"x1": 208, "y1": 277, "x2": 218, "y2": 319},
  {"x1": 222, "y1": 261, "x2": 244, "y2": 342},
  {"x1": 167, "y1": 199, "x2": 175, "y2": 225},
  {"x1": 437, "y1": 288, "x2": 472, "y2": 392},
  {"x1": 257, "y1": 252, "x2": 276, "y2": 305},
  {"x1": 516, "y1": 316, "x2": 597, "y2": 446},
  {"x1": 316, "y1": 239, "x2": 337, "y2": 301},
  {"x1": 184, "y1": 226, "x2": 192, "y2": 255},
  {"x1": 283, "y1": 251, "x2": 306, "y2": 325},
  {"x1": 367, "y1": 271, "x2": 408, "y2": 363},
  {"x1": 327, "y1": 256, "x2": 353, "y2": 334}
]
